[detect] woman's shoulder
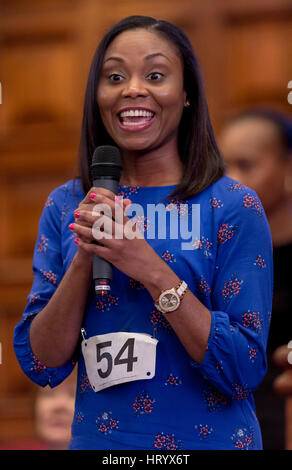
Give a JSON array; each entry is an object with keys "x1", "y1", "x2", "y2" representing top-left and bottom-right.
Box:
[
  {"x1": 190, "y1": 175, "x2": 267, "y2": 228},
  {"x1": 207, "y1": 174, "x2": 257, "y2": 198},
  {"x1": 46, "y1": 178, "x2": 85, "y2": 206},
  {"x1": 202, "y1": 174, "x2": 263, "y2": 213},
  {"x1": 49, "y1": 178, "x2": 84, "y2": 197}
]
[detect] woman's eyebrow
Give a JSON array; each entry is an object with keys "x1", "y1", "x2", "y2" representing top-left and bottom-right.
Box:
[
  {"x1": 104, "y1": 52, "x2": 171, "y2": 64},
  {"x1": 144, "y1": 52, "x2": 171, "y2": 63},
  {"x1": 104, "y1": 56, "x2": 124, "y2": 64}
]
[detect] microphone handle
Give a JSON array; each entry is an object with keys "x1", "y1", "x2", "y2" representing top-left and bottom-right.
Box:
[{"x1": 92, "y1": 178, "x2": 120, "y2": 296}]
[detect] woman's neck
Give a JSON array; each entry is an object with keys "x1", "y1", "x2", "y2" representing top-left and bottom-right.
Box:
[{"x1": 119, "y1": 146, "x2": 183, "y2": 187}]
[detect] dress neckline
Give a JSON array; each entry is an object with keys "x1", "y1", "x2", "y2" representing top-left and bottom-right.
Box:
[{"x1": 119, "y1": 183, "x2": 178, "y2": 190}]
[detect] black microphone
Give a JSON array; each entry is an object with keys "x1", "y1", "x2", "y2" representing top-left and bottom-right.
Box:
[{"x1": 90, "y1": 146, "x2": 122, "y2": 297}]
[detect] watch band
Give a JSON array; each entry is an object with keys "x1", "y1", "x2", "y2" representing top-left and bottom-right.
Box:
[{"x1": 176, "y1": 280, "x2": 188, "y2": 298}]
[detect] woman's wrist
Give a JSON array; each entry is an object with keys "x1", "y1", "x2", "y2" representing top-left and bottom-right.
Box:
[
  {"x1": 142, "y1": 261, "x2": 180, "y2": 301},
  {"x1": 71, "y1": 248, "x2": 93, "y2": 273}
]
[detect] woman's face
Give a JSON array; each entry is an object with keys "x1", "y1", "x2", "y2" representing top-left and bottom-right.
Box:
[
  {"x1": 219, "y1": 118, "x2": 289, "y2": 211},
  {"x1": 97, "y1": 28, "x2": 187, "y2": 153}
]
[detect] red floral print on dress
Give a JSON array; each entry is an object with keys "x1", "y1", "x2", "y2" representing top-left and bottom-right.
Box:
[
  {"x1": 210, "y1": 197, "x2": 223, "y2": 209},
  {"x1": 132, "y1": 390, "x2": 155, "y2": 416},
  {"x1": 96, "y1": 411, "x2": 119, "y2": 435},
  {"x1": 222, "y1": 274, "x2": 243, "y2": 302},
  {"x1": 40, "y1": 269, "x2": 57, "y2": 285},
  {"x1": 217, "y1": 223, "x2": 239, "y2": 245},
  {"x1": 231, "y1": 427, "x2": 255, "y2": 450},
  {"x1": 153, "y1": 432, "x2": 182, "y2": 450},
  {"x1": 242, "y1": 193, "x2": 263, "y2": 217},
  {"x1": 37, "y1": 236, "x2": 48, "y2": 253},
  {"x1": 194, "y1": 424, "x2": 214, "y2": 440}
]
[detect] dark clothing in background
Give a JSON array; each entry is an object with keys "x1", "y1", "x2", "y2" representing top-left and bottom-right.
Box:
[{"x1": 254, "y1": 243, "x2": 292, "y2": 449}]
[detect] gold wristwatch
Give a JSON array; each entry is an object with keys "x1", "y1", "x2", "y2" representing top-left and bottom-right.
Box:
[{"x1": 154, "y1": 280, "x2": 188, "y2": 314}]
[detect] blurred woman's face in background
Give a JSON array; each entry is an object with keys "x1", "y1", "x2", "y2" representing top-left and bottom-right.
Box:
[
  {"x1": 219, "y1": 117, "x2": 291, "y2": 212},
  {"x1": 34, "y1": 375, "x2": 76, "y2": 449}
]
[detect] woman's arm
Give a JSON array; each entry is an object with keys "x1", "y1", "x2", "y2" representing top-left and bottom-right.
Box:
[
  {"x1": 141, "y1": 266, "x2": 212, "y2": 364},
  {"x1": 14, "y1": 183, "x2": 91, "y2": 387},
  {"x1": 29, "y1": 249, "x2": 92, "y2": 367}
]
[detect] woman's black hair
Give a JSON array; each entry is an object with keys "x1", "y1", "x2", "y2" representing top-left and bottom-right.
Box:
[
  {"x1": 74, "y1": 15, "x2": 225, "y2": 200},
  {"x1": 224, "y1": 107, "x2": 292, "y2": 156}
]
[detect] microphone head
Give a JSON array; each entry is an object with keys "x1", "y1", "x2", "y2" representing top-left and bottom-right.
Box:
[{"x1": 91, "y1": 146, "x2": 122, "y2": 180}]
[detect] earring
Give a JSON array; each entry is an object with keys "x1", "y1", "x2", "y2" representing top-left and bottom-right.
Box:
[{"x1": 185, "y1": 100, "x2": 190, "y2": 108}]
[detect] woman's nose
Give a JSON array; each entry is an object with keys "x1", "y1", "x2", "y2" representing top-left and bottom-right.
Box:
[{"x1": 122, "y1": 77, "x2": 148, "y2": 98}]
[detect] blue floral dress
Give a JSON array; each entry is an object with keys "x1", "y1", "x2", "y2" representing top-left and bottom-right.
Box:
[{"x1": 14, "y1": 175, "x2": 273, "y2": 450}]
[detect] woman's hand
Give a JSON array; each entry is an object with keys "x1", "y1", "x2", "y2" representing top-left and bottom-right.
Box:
[{"x1": 70, "y1": 187, "x2": 172, "y2": 289}]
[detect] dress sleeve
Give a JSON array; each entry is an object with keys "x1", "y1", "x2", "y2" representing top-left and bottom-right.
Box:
[
  {"x1": 13, "y1": 186, "x2": 76, "y2": 388},
  {"x1": 192, "y1": 189, "x2": 273, "y2": 399}
]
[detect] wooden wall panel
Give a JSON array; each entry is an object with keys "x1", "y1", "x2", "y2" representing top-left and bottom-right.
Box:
[
  {"x1": 1, "y1": 41, "x2": 79, "y2": 126},
  {"x1": 0, "y1": 0, "x2": 80, "y2": 13},
  {"x1": 223, "y1": 16, "x2": 292, "y2": 109},
  {"x1": 0, "y1": 307, "x2": 30, "y2": 394},
  {"x1": 1, "y1": 176, "x2": 67, "y2": 257}
]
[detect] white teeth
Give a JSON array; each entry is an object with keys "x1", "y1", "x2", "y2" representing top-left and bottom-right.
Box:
[
  {"x1": 122, "y1": 121, "x2": 149, "y2": 126},
  {"x1": 120, "y1": 109, "x2": 154, "y2": 118}
]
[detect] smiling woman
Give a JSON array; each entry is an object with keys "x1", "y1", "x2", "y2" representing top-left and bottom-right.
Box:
[{"x1": 14, "y1": 16, "x2": 273, "y2": 450}]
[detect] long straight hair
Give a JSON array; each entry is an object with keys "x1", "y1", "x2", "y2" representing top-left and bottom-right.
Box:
[{"x1": 75, "y1": 15, "x2": 225, "y2": 200}]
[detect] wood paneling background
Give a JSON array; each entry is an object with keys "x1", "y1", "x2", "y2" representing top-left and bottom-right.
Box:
[{"x1": 0, "y1": 0, "x2": 291, "y2": 447}]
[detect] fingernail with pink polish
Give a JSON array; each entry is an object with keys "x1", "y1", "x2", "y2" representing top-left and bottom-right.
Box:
[
  {"x1": 90, "y1": 193, "x2": 97, "y2": 200},
  {"x1": 75, "y1": 211, "x2": 80, "y2": 218},
  {"x1": 68, "y1": 223, "x2": 75, "y2": 230},
  {"x1": 74, "y1": 238, "x2": 79, "y2": 245}
]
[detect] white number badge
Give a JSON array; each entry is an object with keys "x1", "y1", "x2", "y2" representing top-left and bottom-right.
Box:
[{"x1": 81, "y1": 331, "x2": 158, "y2": 392}]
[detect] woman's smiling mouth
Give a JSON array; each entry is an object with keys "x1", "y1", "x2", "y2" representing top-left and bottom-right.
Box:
[{"x1": 117, "y1": 107, "x2": 156, "y2": 131}]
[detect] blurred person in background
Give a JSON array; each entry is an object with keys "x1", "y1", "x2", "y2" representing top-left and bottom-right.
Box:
[
  {"x1": 219, "y1": 108, "x2": 292, "y2": 449},
  {"x1": 0, "y1": 370, "x2": 76, "y2": 450},
  {"x1": 34, "y1": 368, "x2": 76, "y2": 450}
]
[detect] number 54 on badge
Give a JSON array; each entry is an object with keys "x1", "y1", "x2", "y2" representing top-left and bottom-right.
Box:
[{"x1": 82, "y1": 331, "x2": 158, "y2": 392}]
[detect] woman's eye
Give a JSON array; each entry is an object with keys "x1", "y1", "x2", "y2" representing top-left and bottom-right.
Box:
[
  {"x1": 148, "y1": 72, "x2": 164, "y2": 81},
  {"x1": 108, "y1": 74, "x2": 124, "y2": 82}
]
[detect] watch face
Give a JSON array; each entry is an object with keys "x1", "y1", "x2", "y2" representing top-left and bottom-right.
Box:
[{"x1": 160, "y1": 291, "x2": 180, "y2": 312}]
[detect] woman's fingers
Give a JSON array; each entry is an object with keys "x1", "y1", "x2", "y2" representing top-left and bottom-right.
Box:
[
  {"x1": 74, "y1": 187, "x2": 117, "y2": 223},
  {"x1": 89, "y1": 193, "x2": 131, "y2": 224},
  {"x1": 74, "y1": 192, "x2": 131, "y2": 226},
  {"x1": 69, "y1": 222, "x2": 93, "y2": 243},
  {"x1": 75, "y1": 236, "x2": 113, "y2": 262},
  {"x1": 70, "y1": 213, "x2": 122, "y2": 245},
  {"x1": 70, "y1": 188, "x2": 134, "y2": 251},
  {"x1": 70, "y1": 201, "x2": 141, "y2": 251},
  {"x1": 77, "y1": 186, "x2": 116, "y2": 207}
]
